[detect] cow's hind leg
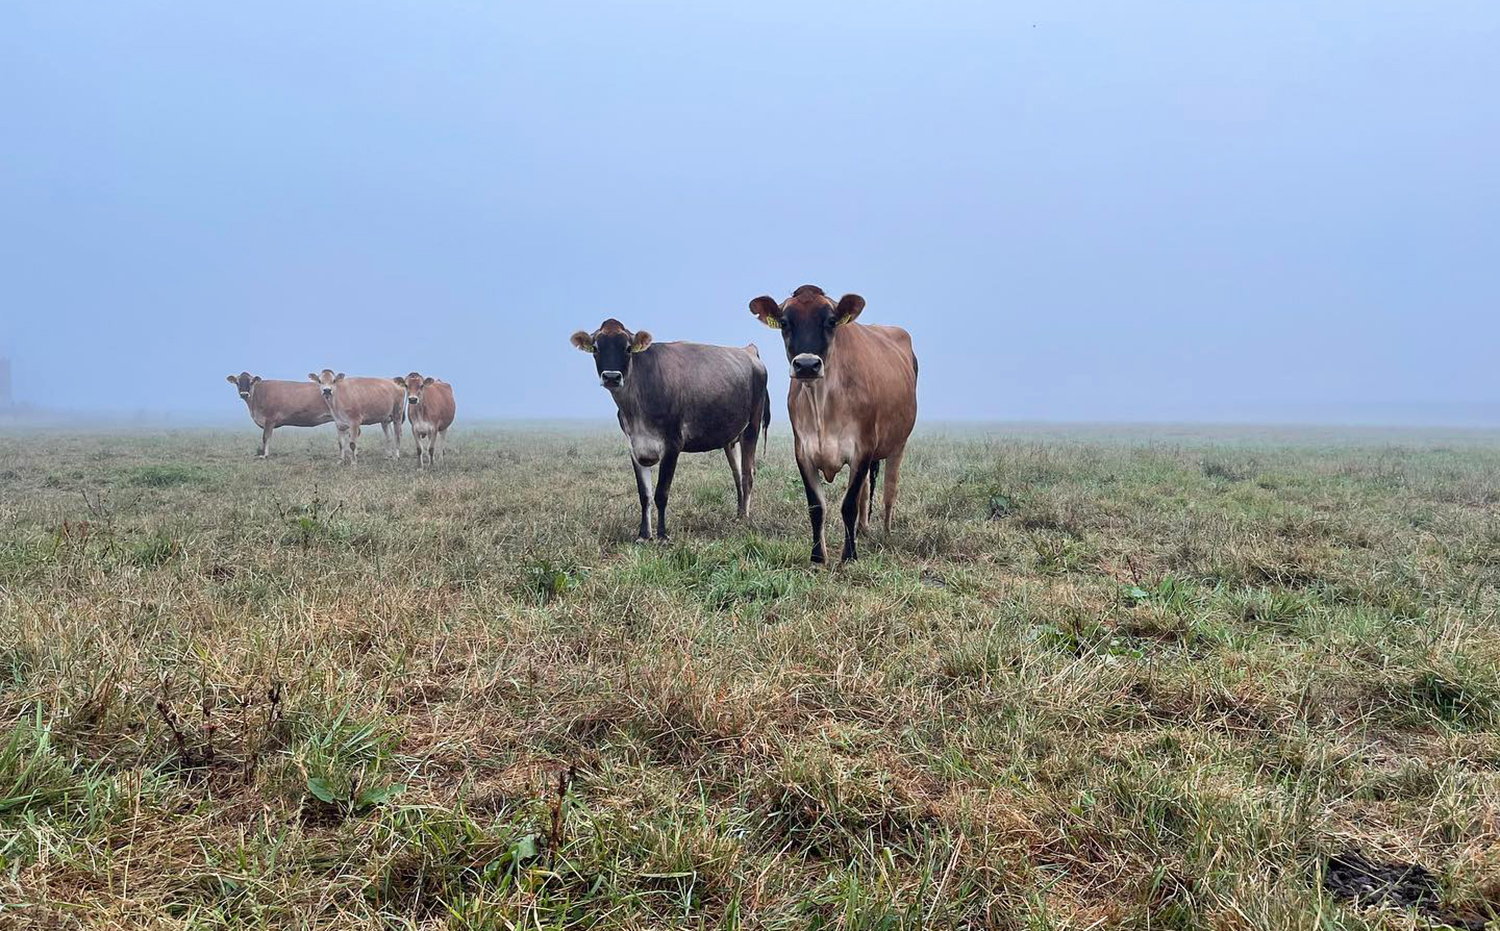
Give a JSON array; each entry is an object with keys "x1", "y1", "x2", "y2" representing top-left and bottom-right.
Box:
[
  {"x1": 840, "y1": 458, "x2": 875, "y2": 563},
  {"x1": 738, "y1": 417, "x2": 761, "y2": 518},
  {"x1": 856, "y1": 460, "x2": 879, "y2": 534},
  {"x1": 437, "y1": 429, "x2": 448, "y2": 462},
  {"x1": 881, "y1": 444, "x2": 906, "y2": 535},
  {"x1": 796, "y1": 455, "x2": 828, "y2": 565},
  {"x1": 654, "y1": 448, "x2": 680, "y2": 540},
  {"x1": 724, "y1": 442, "x2": 745, "y2": 518},
  {"x1": 632, "y1": 458, "x2": 654, "y2": 541}
]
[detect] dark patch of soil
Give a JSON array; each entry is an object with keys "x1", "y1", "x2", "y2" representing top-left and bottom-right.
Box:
[{"x1": 1323, "y1": 850, "x2": 1488, "y2": 930}]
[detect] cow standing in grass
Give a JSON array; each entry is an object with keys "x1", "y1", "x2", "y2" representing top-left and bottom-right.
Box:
[
  {"x1": 226, "y1": 372, "x2": 333, "y2": 458},
  {"x1": 570, "y1": 319, "x2": 770, "y2": 541},
  {"x1": 395, "y1": 372, "x2": 455, "y2": 467},
  {"x1": 749, "y1": 285, "x2": 917, "y2": 564},
  {"x1": 308, "y1": 370, "x2": 406, "y2": 464}
]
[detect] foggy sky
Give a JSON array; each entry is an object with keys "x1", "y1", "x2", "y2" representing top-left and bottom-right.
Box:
[{"x1": 3, "y1": 2, "x2": 1498, "y2": 424}]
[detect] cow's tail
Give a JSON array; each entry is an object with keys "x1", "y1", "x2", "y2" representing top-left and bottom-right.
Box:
[{"x1": 761, "y1": 386, "x2": 771, "y2": 446}]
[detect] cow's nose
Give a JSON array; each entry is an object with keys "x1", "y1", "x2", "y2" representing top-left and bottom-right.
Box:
[
  {"x1": 601, "y1": 370, "x2": 624, "y2": 388},
  {"x1": 792, "y1": 354, "x2": 824, "y2": 379},
  {"x1": 239, "y1": 392, "x2": 249, "y2": 399},
  {"x1": 321, "y1": 388, "x2": 332, "y2": 397},
  {"x1": 408, "y1": 396, "x2": 419, "y2": 404}
]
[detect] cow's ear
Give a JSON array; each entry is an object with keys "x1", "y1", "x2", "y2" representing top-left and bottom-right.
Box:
[
  {"x1": 393, "y1": 377, "x2": 406, "y2": 386},
  {"x1": 226, "y1": 375, "x2": 238, "y2": 384},
  {"x1": 833, "y1": 293, "x2": 865, "y2": 326},
  {"x1": 334, "y1": 372, "x2": 346, "y2": 382},
  {"x1": 422, "y1": 377, "x2": 435, "y2": 386},
  {"x1": 308, "y1": 373, "x2": 320, "y2": 384},
  {"x1": 250, "y1": 375, "x2": 261, "y2": 385},
  {"x1": 570, "y1": 330, "x2": 596, "y2": 353},
  {"x1": 749, "y1": 296, "x2": 783, "y2": 329},
  {"x1": 629, "y1": 331, "x2": 653, "y2": 353}
]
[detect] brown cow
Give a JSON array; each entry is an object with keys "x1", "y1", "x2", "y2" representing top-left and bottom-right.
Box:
[
  {"x1": 394, "y1": 372, "x2": 456, "y2": 467},
  {"x1": 748, "y1": 285, "x2": 918, "y2": 564},
  {"x1": 308, "y1": 370, "x2": 405, "y2": 464},
  {"x1": 226, "y1": 372, "x2": 333, "y2": 458}
]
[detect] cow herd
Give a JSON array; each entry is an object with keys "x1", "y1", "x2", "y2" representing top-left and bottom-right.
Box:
[
  {"x1": 226, "y1": 370, "x2": 455, "y2": 466},
  {"x1": 229, "y1": 285, "x2": 917, "y2": 563}
]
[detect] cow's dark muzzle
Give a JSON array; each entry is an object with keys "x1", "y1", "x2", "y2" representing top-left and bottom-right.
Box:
[
  {"x1": 791, "y1": 355, "x2": 824, "y2": 380},
  {"x1": 601, "y1": 371, "x2": 624, "y2": 388}
]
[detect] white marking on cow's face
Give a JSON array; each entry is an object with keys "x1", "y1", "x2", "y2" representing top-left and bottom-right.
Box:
[{"x1": 791, "y1": 353, "x2": 825, "y2": 381}]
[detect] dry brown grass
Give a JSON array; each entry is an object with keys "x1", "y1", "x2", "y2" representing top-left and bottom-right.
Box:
[{"x1": 1, "y1": 423, "x2": 1498, "y2": 929}]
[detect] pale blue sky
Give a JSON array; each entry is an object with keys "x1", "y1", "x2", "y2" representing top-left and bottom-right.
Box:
[{"x1": 3, "y1": 2, "x2": 1498, "y2": 422}]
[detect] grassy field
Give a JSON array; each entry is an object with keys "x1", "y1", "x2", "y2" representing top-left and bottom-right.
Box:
[{"x1": 2, "y1": 422, "x2": 1499, "y2": 929}]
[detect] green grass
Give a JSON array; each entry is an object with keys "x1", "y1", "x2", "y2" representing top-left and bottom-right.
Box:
[{"x1": 0, "y1": 423, "x2": 1498, "y2": 929}]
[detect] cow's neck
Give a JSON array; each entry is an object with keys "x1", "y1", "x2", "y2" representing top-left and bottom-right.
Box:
[{"x1": 608, "y1": 376, "x2": 647, "y2": 426}]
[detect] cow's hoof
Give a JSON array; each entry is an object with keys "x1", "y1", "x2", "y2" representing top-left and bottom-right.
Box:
[{"x1": 810, "y1": 551, "x2": 826, "y2": 566}]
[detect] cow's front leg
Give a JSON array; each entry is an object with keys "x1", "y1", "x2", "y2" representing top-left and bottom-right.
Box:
[
  {"x1": 653, "y1": 448, "x2": 680, "y2": 540},
  {"x1": 259, "y1": 424, "x2": 274, "y2": 459},
  {"x1": 632, "y1": 458, "x2": 654, "y2": 541},
  {"x1": 796, "y1": 455, "x2": 828, "y2": 565},
  {"x1": 840, "y1": 458, "x2": 874, "y2": 563}
]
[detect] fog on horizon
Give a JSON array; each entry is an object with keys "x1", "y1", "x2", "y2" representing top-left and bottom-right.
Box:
[{"x1": 3, "y1": 2, "x2": 1498, "y2": 427}]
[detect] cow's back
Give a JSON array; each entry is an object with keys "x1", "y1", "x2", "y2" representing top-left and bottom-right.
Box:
[
  {"x1": 253, "y1": 380, "x2": 333, "y2": 428},
  {"x1": 626, "y1": 342, "x2": 766, "y2": 453},
  {"x1": 333, "y1": 378, "x2": 405, "y2": 425}
]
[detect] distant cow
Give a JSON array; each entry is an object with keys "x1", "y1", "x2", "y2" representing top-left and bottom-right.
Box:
[
  {"x1": 307, "y1": 370, "x2": 406, "y2": 464},
  {"x1": 749, "y1": 286, "x2": 917, "y2": 563},
  {"x1": 570, "y1": 319, "x2": 769, "y2": 541},
  {"x1": 226, "y1": 372, "x2": 333, "y2": 458},
  {"x1": 394, "y1": 372, "x2": 455, "y2": 467}
]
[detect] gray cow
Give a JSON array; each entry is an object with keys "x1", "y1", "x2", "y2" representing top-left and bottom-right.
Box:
[{"x1": 571, "y1": 319, "x2": 770, "y2": 541}]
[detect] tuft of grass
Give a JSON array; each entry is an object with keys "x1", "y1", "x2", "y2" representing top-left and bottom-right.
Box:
[{"x1": 128, "y1": 464, "x2": 209, "y2": 488}]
